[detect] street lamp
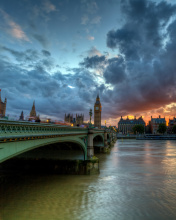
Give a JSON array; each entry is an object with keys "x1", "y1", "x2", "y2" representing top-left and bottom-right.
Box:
[
  {"x1": 89, "y1": 108, "x2": 92, "y2": 124},
  {"x1": 105, "y1": 120, "x2": 106, "y2": 127}
]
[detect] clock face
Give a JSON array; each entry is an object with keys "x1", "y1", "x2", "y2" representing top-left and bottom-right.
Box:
[{"x1": 96, "y1": 107, "x2": 99, "y2": 110}]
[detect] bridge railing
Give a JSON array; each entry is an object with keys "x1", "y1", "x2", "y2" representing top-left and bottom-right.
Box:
[{"x1": 0, "y1": 120, "x2": 89, "y2": 139}]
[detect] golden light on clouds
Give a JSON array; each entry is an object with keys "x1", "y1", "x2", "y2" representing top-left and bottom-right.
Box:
[{"x1": 0, "y1": 9, "x2": 30, "y2": 42}]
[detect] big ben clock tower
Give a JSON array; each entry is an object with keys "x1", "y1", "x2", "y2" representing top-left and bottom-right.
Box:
[{"x1": 94, "y1": 95, "x2": 102, "y2": 128}]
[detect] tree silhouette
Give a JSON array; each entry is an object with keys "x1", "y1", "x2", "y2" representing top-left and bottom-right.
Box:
[
  {"x1": 158, "y1": 123, "x2": 166, "y2": 134},
  {"x1": 132, "y1": 125, "x2": 145, "y2": 134}
]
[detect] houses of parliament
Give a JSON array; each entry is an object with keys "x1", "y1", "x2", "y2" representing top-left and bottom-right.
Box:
[
  {"x1": 1, "y1": 91, "x2": 102, "y2": 128},
  {"x1": 0, "y1": 90, "x2": 7, "y2": 118},
  {"x1": 65, "y1": 95, "x2": 102, "y2": 128}
]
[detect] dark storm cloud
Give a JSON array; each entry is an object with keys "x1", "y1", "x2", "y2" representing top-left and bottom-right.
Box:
[
  {"x1": 1, "y1": 46, "x2": 39, "y2": 63},
  {"x1": 42, "y1": 50, "x2": 51, "y2": 56},
  {"x1": 107, "y1": 0, "x2": 176, "y2": 60},
  {"x1": 79, "y1": 55, "x2": 106, "y2": 68},
  {"x1": 71, "y1": 68, "x2": 98, "y2": 89},
  {"x1": 104, "y1": 56, "x2": 126, "y2": 85},
  {"x1": 33, "y1": 34, "x2": 49, "y2": 47},
  {"x1": 104, "y1": 0, "x2": 176, "y2": 117},
  {"x1": 1, "y1": 46, "x2": 54, "y2": 71}
]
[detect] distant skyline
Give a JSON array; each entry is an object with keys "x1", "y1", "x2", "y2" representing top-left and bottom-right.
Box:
[{"x1": 1, "y1": 0, "x2": 176, "y2": 125}]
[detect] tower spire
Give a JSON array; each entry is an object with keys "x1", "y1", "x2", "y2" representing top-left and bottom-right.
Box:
[
  {"x1": 94, "y1": 94, "x2": 102, "y2": 128},
  {"x1": 30, "y1": 100, "x2": 36, "y2": 118}
]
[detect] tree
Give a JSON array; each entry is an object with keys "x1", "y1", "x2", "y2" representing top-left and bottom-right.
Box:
[
  {"x1": 172, "y1": 125, "x2": 176, "y2": 134},
  {"x1": 132, "y1": 124, "x2": 145, "y2": 134},
  {"x1": 158, "y1": 123, "x2": 167, "y2": 134}
]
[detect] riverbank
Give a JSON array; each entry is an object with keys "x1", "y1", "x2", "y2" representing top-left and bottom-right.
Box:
[
  {"x1": 117, "y1": 134, "x2": 176, "y2": 140},
  {"x1": 137, "y1": 135, "x2": 176, "y2": 140}
]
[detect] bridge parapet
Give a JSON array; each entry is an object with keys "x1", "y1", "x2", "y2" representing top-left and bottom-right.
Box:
[{"x1": 0, "y1": 120, "x2": 88, "y2": 140}]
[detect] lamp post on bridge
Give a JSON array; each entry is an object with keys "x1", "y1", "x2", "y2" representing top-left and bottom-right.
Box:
[
  {"x1": 105, "y1": 120, "x2": 107, "y2": 130},
  {"x1": 89, "y1": 108, "x2": 92, "y2": 128}
]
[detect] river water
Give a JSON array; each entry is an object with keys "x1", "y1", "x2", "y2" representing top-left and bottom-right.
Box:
[{"x1": 0, "y1": 139, "x2": 176, "y2": 220}]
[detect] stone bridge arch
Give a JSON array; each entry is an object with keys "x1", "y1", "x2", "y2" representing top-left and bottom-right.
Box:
[
  {"x1": 0, "y1": 136, "x2": 87, "y2": 163},
  {"x1": 93, "y1": 133, "x2": 104, "y2": 147}
]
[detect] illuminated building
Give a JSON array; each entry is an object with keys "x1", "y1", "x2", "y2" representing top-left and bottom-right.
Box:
[
  {"x1": 149, "y1": 115, "x2": 166, "y2": 134},
  {"x1": 94, "y1": 95, "x2": 102, "y2": 128},
  {"x1": 118, "y1": 116, "x2": 145, "y2": 134}
]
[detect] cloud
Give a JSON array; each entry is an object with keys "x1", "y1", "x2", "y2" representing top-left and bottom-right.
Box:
[
  {"x1": 81, "y1": 15, "x2": 89, "y2": 25},
  {"x1": 43, "y1": 0, "x2": 57, "y2": 13},
  {"x1": 104, "y1": 56, "x2": 126, "y2": 85},
  {"x1": 87, "y1": 46, "x2": 102, "y2": 57},
  {"x1": 87, "y1": 35, "x2": 94, "y2": 41},
  {"x1": 0, "y1": 47, "x2": 100, "y2": 121},
  {"x1": 104, "y1": 0, "x2": 176, "y2": 119},
  {"x1": 81, "y1": 15, "x2": 101, "y2": 25},
  {"x1": 86, "y1": 1, "x2": 98, "y2": 14},
  {"x1": 42, "y1": 50, "x2": 51, "y2": 57},
  {"x1": 2, "y1": 46, "x2": 39, "y2": 63},
  {"x1": 91, "y1": 16, "x2": 101, "y2": 24},
  {"x1": 0, "y1": 9, "x2": 30, "y2": 41},
  {"x1": 33, "y1": 34, "x2": 49, "y2": 47},
  {"x1": 80, "y1": 55, "x2": 106, "y2": 68},
  {"x1": 1, "y1": 46, "x2": 54, "y2": 72}
]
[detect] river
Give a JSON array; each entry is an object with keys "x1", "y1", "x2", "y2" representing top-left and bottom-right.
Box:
[{"x1": 0, "y1": 139, "x2": 176, "y2": 220}]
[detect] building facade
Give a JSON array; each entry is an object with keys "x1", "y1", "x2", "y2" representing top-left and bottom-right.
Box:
[
  {"x1": 76, "y1": 114, "x2": 84, "y2": 125},
  {"x1": 167, "y1": 117, "x2": 176, "y2": 134},
  {"x1": 149, "y1": 116, "x2": 166, "y2": 134},
  {"x1": 64, "y1": 114, "x2": 84, "y2": 126},
  {"x1": 29, "y1": 101, "x2": 40, "y2": 122},
  {"x1": 64, "y1": 114, "x2": 73, "y2": 123},
  {"x1": 0, "y1": 90, "x2": 7, "y2": 118},
  {"x1": 94, "y1": 95, "x2": 102, "y2": 128},
  {"x1": 118, "y1": 116, "x2": 145, "y2": 134},
  {"x1": 30, "y1": 101, "x2": 36, "y2": 118}
]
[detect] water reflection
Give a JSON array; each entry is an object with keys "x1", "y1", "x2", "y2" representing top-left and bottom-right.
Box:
[{"x1": 1, "y1": 140, "x2": 176, "y2": 219}]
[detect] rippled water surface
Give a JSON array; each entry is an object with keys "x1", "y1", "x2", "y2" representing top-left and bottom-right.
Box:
[{"x1": 1, "y1": 140, "x2": 176, "y2": 220}]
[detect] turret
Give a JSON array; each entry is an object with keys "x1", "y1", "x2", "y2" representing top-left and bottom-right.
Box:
[
  {"x1": 30, "y1": 100, "x2": 36, "y2": 117},
  {"x1": 0, "y1": 89, "x2": 7, "y2": 117},
  {"x1": 19, "y1": 111, "x2": 24, "y2": 121}
]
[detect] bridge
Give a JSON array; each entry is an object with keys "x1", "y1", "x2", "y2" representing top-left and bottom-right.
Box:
[{"x1": 0, "y1": 120, "x2": 116, "y2": 163}]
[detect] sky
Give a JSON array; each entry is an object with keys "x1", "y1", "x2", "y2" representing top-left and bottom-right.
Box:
[{"x1": 1, "y1": 0, "x2": 176, "y2": 125}]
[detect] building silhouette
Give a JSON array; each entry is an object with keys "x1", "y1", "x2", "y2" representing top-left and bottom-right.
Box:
[
  {"x1": 118, "y1": 116, "x2": 145, "y2": 134},
  {"x1": 29, "y1": 101, "x2": 40, "y2": 122},
  {"x1": 168, "y1": 117, "x2": 176, "y2": 133},
  {"x1": 30, "y1": 101, "x2": 36, "y2": 118},
  {"x1": 19, "y1": 111, "x2": 24, "y2": 121},
  {"x1": 149, "y1": 115, "x2": 166, "y2": 134},
  {"x1": 64, "y1": 113, "x2": 84, "y2": 126},
  {"x1": 0, "y1": 90, "x2": 7, "y2": 118},
  {"x1": 64, "y1": 114, "x2": 73, "y2": 123},
  {"x1": 76, "y1": 114, "x2": 84, "y2": 125},
  {"x1": 94, "y1": 95, "x2": 102, "y2": 128}
]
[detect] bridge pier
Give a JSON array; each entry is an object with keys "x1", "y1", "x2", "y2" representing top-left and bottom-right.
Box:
[
  {"x1": 87, "y1": 132, "x2": 94, "y2": 158},
  {"x1": 104, "y1": 132, "x2": 108, "y2": 147}
]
